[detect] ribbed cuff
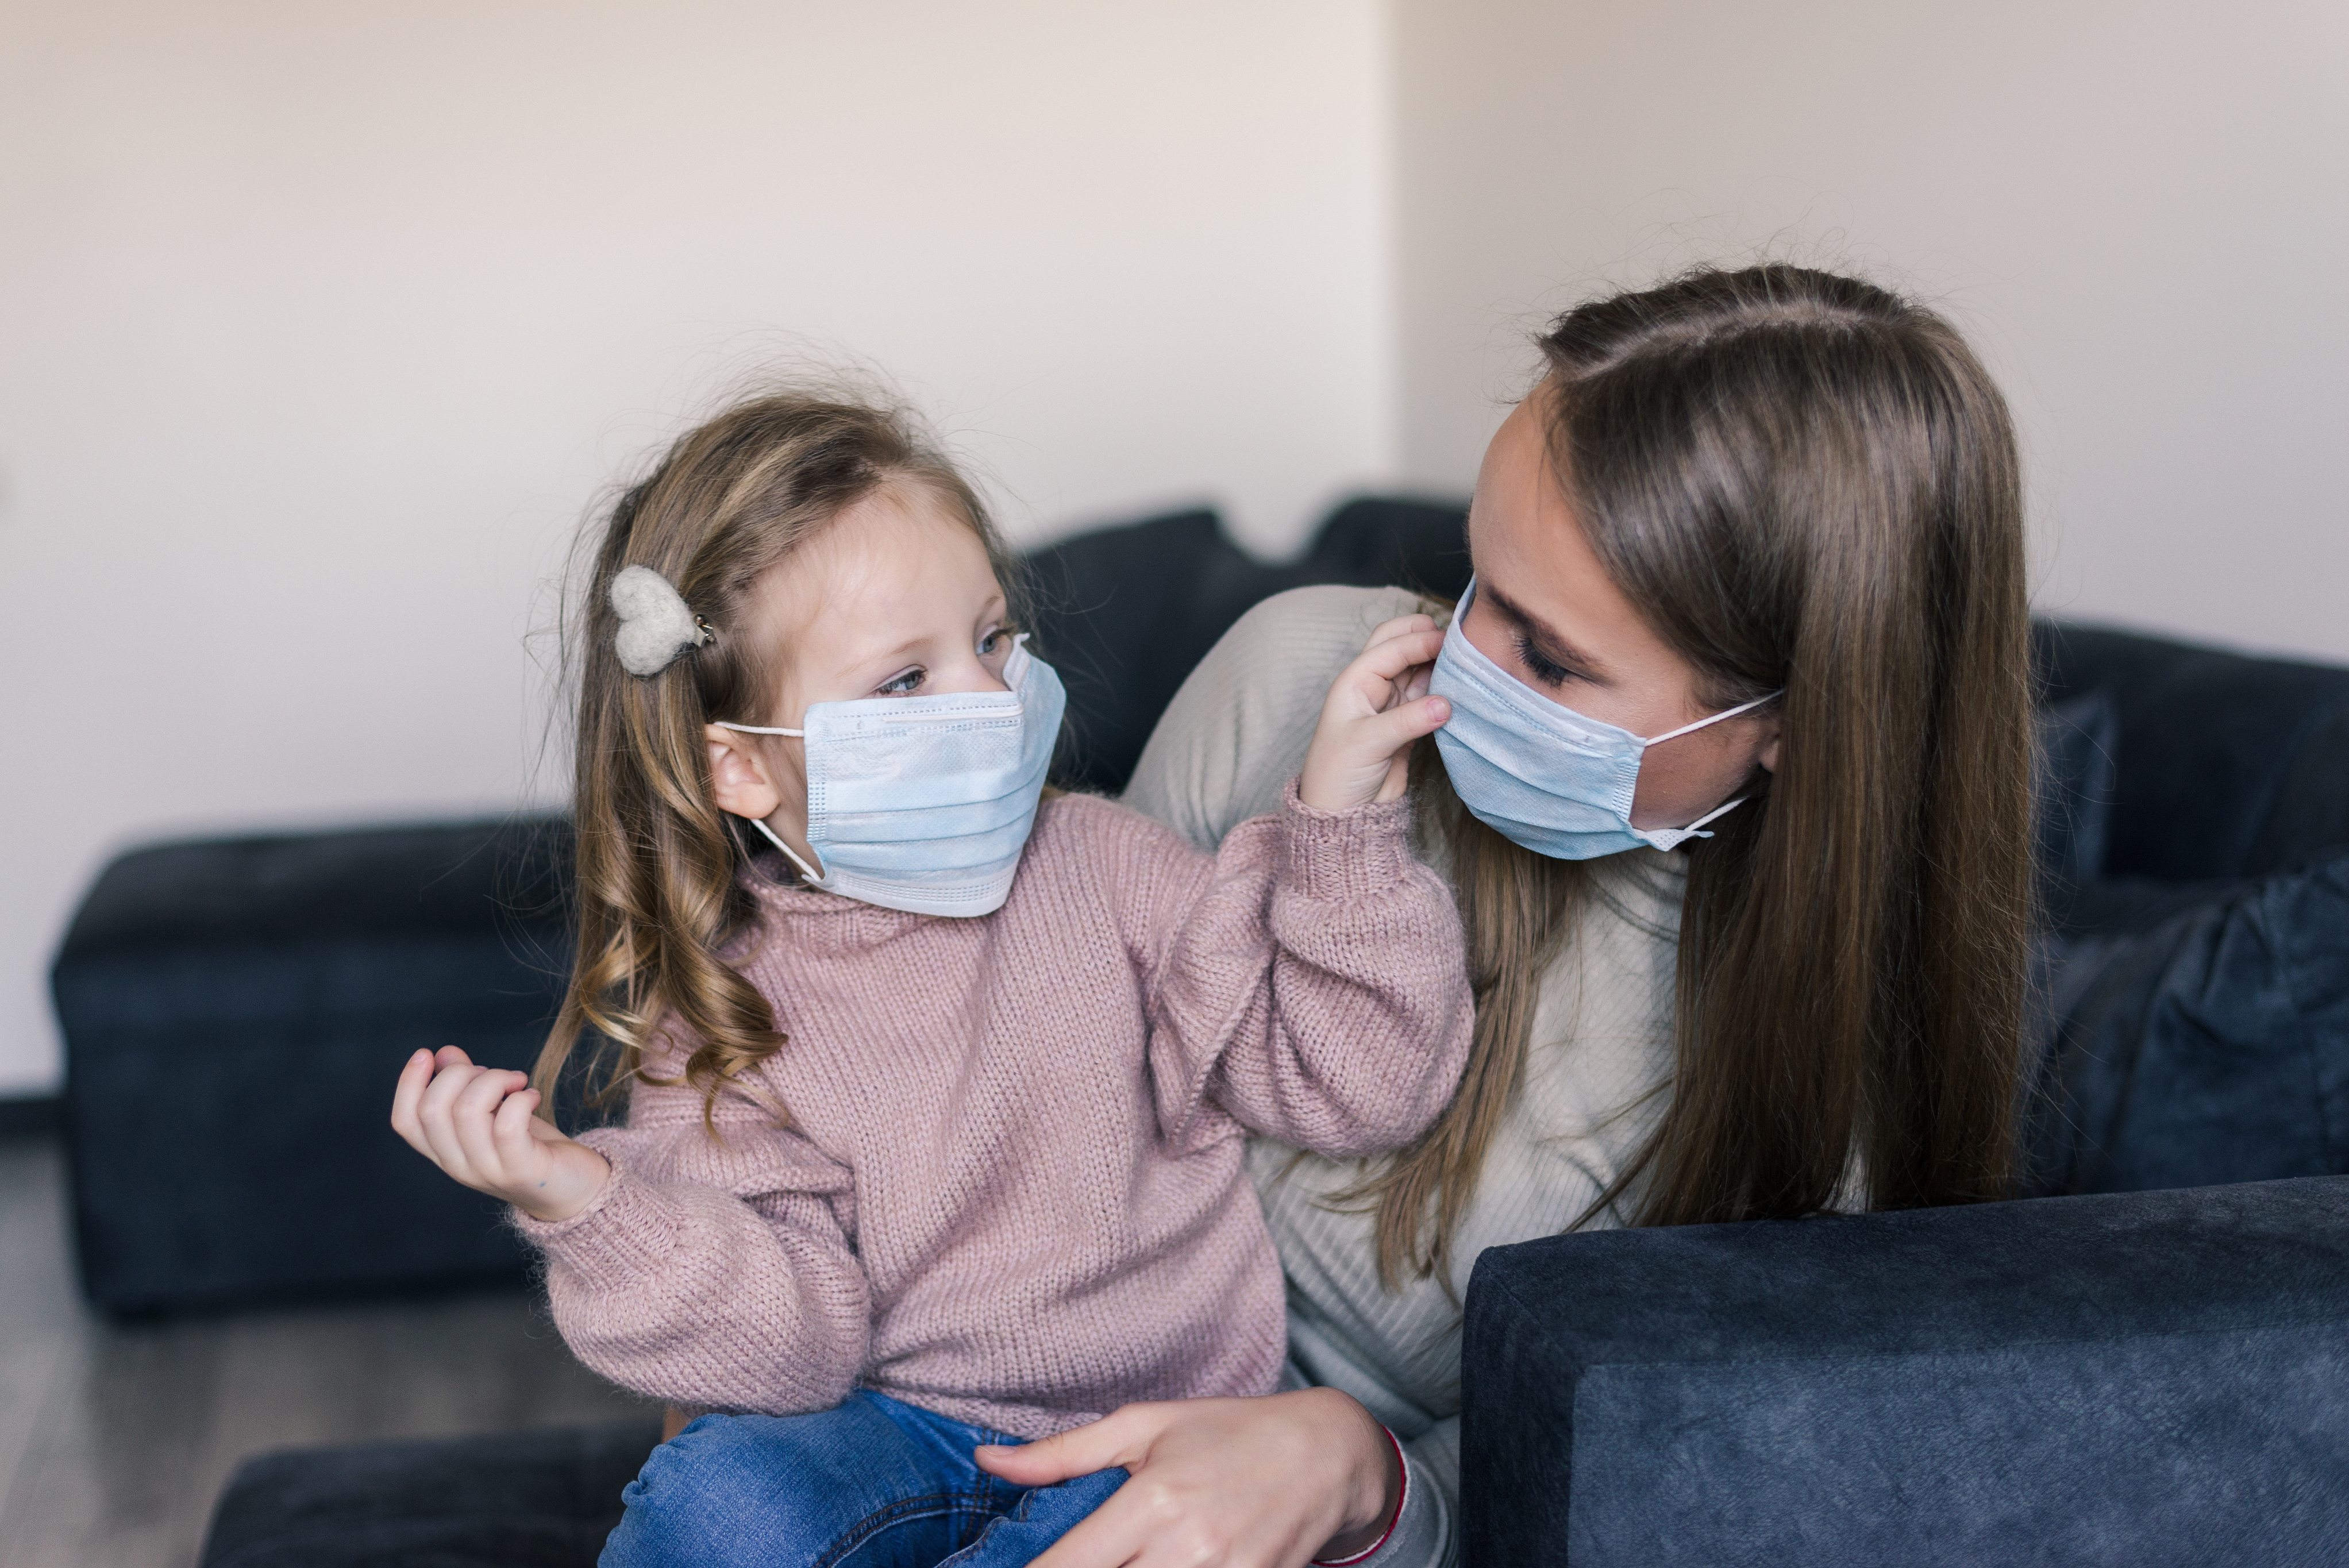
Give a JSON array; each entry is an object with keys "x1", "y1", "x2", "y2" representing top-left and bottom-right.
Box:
[
  {"x1": 1312, "y1": 1424, "x2": 1408, "y2": 1566},
  {"x1": 510, "y1": 1156, "x2": 679, "y2": 1280},
  {"x1": 1279, "y1": 779, "x2": 1415, "y2": 903}
]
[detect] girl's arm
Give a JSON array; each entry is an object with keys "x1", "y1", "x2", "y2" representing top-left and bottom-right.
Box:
[
  {"x1": 1130, "y1": 617, "x2": 1474, "y2": 1157},
  {"x1": 392, "y1": 1045, "x2": 868, "y2": 1415}
]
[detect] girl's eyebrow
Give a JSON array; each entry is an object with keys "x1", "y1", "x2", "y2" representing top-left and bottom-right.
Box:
[{"x1": 1482, "y1": 583, "x2": 1615, "y2": 684}]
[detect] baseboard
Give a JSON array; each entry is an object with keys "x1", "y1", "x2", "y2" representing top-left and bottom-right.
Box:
[{"x1": 0, "y1": 1094, "x2": 62, "y2": 1137}]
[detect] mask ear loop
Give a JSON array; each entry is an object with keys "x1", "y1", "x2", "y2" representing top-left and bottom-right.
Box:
[
  {"x1": 1641, "y1": 689, "x2": 1784, "y2": 837},
  {"x1": 711, "y1": 719, "x2": 827, "y2": 885}
]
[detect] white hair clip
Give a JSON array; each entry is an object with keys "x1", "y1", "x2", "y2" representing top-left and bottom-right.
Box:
[{"x1": 609, "y1": 564, "x2": 713, "y2": 677}]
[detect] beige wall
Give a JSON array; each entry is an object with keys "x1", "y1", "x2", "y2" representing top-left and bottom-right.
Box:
[
  {"x1": 7, "y1": 2, "x2": 2344, "y2": 1096},
  {"x1": 1393, "y1": 0, "x2": 2349, "y2": 659},
  {"x1": 0, "y1": 1, "x2": 1395, "y2": 1093}
]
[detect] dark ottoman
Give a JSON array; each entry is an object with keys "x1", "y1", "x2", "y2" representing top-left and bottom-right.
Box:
[{"x1": 51, "y1": 817, "x2": 573, "y2": 1313}]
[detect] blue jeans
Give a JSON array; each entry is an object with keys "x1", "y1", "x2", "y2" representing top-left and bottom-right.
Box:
[{"x1": 599, "y1": 1390, "x2": 1127, "y2": 1568}]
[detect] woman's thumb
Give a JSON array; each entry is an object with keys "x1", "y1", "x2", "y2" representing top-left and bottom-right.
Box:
[{"x1": 975, "y1": 1409, "x2": 1146, "y2": 1485}]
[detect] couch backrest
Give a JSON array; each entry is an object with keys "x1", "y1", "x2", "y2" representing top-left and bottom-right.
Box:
[
  {"x1": 1022, "y1": 498, "x2": 1470, "y2": 793},
  {"x1": 2033, "y1": 622, "x2": 2349, "y2": 881}
]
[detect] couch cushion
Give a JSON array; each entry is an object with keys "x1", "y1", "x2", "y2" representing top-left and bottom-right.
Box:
[
  {"x1": 2030, "y1": 851, "x2": 2349, "y2": 1196},
  {"x1": 1460, "y1": 1177, "x2": 2349, "y2": 1567}
]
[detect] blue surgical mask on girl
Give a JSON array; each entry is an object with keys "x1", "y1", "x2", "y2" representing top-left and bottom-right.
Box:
[
  {"x1": 1428, "y1": 579, "x2": 1777, "y2": 860},
  {"x1": 715, "y1": 635, "x2": 1065, "y2": 917}
]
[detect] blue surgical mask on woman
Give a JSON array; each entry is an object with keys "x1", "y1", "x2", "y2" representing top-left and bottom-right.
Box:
[
  {"x1": 716, "y1": 635, "x2": 1065, "y2": 916},
  {"x1": 1428, "y1": 580, "x2": 1777, "y2": 860}
]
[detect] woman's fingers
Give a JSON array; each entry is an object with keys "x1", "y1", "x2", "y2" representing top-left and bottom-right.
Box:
[{"x1": 1022, "y1": 1486, "x2": 1155, "y2": 1568}]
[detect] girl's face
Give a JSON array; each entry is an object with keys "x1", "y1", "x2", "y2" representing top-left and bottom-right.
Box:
[
  {"x1": 1462, "y1": 390, "x2": 1780, "y2": 833},
  {"x1": 703, "y1": 483, "x2": 1015, "y2": 861}
]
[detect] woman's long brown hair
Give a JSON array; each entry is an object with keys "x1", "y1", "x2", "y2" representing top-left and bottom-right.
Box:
[
  {"x1": 533, "y1": 392, "x2": 1015, "y2": 1124},
  {"x1": 1358, "y1": 265, "x2": 2033, "y2": 1284}
]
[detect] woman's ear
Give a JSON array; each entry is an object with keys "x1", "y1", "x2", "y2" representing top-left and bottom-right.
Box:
[
  {"x1": 1756, "y1": 714, "x2": 1782, "y2": 776},
  {"x1": 704, "y1": 726, "x2": 785, "y2": 822}
]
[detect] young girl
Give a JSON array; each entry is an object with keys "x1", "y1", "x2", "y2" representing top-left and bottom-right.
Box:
[{"x1": 388, "y1": 392, "x2": 1472, "y2": 1568}]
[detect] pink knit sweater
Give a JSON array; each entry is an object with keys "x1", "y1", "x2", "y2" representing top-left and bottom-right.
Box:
[{"x1": 519, "y1": 786, "x2": 1471, "y2": 1439}]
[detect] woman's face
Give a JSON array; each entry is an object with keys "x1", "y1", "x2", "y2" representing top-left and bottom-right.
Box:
[{"x1": 1461, "y1": 392, "x2": 1780, "y2": 832}]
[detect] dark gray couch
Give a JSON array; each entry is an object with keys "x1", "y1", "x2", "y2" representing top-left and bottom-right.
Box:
[{"x1": 43, "y1": 498, "x2": 2349, "y2": 1565}]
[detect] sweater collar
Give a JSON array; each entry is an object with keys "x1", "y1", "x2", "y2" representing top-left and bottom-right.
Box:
[{"x1": 735, "y1": 853, "x2": 936, "y2": 948}]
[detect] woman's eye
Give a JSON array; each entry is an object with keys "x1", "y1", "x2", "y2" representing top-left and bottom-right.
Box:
[
  {"x1": 877, "y1": 667, "x2": 925, "y2": 696},
  {"x1": 1514, "y1": 634, "x2": 1578, "y2": 689}
]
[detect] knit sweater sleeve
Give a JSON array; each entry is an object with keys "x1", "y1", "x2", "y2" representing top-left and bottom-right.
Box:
[
  {"x1": 1106, "y1": 783, "x2": 1473, "y2": 1159},
  {"x1": 514, "y1": 1069, "x2": 868, "y2": 1416}
]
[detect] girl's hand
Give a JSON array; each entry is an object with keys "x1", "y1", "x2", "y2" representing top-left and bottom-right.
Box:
[
  {"x1": 975, "y1": 1388, "x2": 1401, "y2": 1568},
  {"x1": 390, "y1": 1045, "x2": 610, "y2": 1223},
  {"x1": 1297, "y1": 615, "x2": 1449, "y2": 812}
]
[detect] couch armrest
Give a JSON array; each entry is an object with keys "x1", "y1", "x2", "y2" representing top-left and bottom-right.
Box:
[{"x1": 1460, "y1": 1177, "x2": 2349, "y2": 1567}]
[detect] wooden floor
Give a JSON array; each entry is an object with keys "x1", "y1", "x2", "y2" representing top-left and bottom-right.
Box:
[{"x1": 0, "y1": 1132, "x2": 656, "y2": 1568}]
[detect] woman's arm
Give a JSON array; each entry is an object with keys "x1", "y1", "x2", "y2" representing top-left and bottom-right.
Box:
[
  {"x1": 977, "y1": 1389, "x2": 1403, "y2": 1568},
  {"x1": 1125, "y1": 585, "x2": 1431, "y2": 850}
]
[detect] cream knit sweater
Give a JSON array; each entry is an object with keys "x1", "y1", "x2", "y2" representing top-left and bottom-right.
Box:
[
  {"x1": 1125, "y1": 587, "x2": 1687, "y2": 1568},
  {"x1": 519, "y1": 785, "x2": 1473, "y2": 1440}
]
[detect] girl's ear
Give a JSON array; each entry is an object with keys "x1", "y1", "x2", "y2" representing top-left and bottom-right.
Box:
[
  {"x1": 704, "y1": 726, "x2": 787, "y2": 822},
  {"x1": 1756, "y1": 714, "x2": 1782, "y2": 776}
]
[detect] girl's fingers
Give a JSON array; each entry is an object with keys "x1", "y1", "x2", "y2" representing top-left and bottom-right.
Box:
[
  {"x1": 390, "y1": 1049, "x2": 436, "y2": 1153},
  {"x1": 1348, "y1": 627, "x2": 1445, "y2": 688},
  {"x1": 450, "y1": 1068, "x2": 528, "y2": 1186},
  {"x1": 414, "y1": 1061, "x2": 486, "y2": 1181},
  {"x1": 1361, "y1": 613, "x2": 1436, "y2": 652},
  {"x1": 1372, "y1": 693, "x2": 1451, "y2": 746},
  {"x1": 492, "y1": 1086, "x2": 545, "y2": 1177}
]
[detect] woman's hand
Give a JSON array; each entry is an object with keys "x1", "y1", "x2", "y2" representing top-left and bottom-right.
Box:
[
  {"x1": 390, "y1": 1045, "x2": 610, "y2": 1223},
  {"x1": 1297, "y1": 615, "x2": 1449, "y2": 812},
  {"x1": 975, "y1": 1388, "x2": 1401, "y2": 1567}
]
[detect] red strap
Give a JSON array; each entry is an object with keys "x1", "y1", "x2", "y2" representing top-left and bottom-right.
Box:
[{"x1": 1311, "y1": 1425, "x2": 1407, "y2": 1566}]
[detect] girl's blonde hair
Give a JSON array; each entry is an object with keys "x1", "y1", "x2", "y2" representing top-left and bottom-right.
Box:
[{"x1": 534, "y1": 391, "x2": 1017, "y2": 1122}]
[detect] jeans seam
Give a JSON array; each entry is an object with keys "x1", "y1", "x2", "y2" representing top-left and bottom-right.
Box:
[{"x1": 810, "y1": 1489, "x2": 970, "y2": 1568}]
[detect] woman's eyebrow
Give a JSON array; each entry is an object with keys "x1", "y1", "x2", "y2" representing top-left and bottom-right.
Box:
[{"x1": 1482, "y1": 584, "x2": 1614, "y2": 684}]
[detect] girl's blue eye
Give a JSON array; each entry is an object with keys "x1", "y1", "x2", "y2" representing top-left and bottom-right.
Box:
[
  {"x1": 878, "y1": 667, "x2": 925, "y2": 696},
  {"x1": 979, "y1": 626, "x2": 1010, "y2": 657}
]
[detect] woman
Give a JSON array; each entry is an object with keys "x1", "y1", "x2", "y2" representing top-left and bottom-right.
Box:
[{"x1": 977, "y1": 264, "x2": 2035, "y2": 1567}]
